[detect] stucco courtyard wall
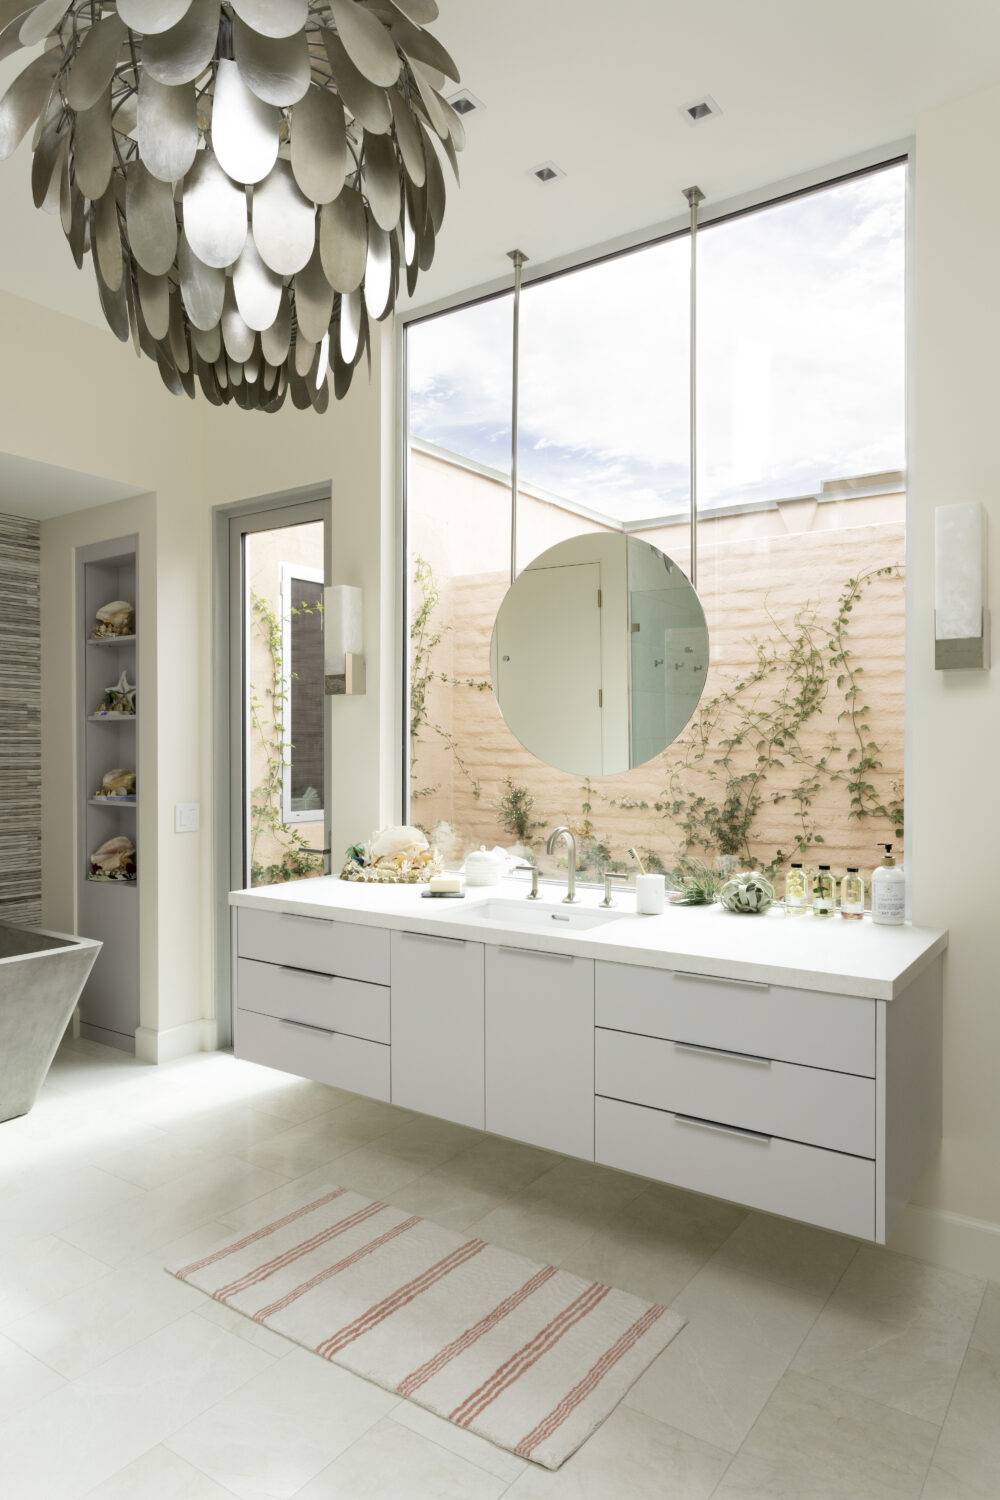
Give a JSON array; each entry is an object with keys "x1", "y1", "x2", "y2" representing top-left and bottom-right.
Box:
[{"x1": 408, "y1": 446, "x2": 905, "y2": 878}]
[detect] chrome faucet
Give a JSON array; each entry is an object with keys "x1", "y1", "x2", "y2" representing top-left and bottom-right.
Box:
[
  {"x1": 601, "y1": 871, "x2": 631, "y2": 908},
  {"x1": 515, "y1": 863, "x2": 540, "y2": 899},
  {"x1": 546, "y1": 826, "x2": 579, "y2": 904}
]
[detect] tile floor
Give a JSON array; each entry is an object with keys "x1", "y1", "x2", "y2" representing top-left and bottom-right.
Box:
[{"x1": 0, "y1": 1038, "x2": 995, "y2": 1499}]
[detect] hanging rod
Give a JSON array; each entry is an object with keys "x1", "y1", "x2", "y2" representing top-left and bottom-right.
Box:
[
  {"x1": 507, "y1": 248, "x2": 528, "y2": 584},
  {"x1": 683, "y1": 186, "x2": 704, "y2": 590}
]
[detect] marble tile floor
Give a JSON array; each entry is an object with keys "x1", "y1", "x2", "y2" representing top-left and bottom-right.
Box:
[{"x1": 0, "y1": 1038, "x2": 995, "y2": 1499}]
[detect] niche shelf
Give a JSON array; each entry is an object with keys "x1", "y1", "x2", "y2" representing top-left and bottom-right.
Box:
[{"x1": 76, "y1": 536, "x2": 140, "y2": 1053}]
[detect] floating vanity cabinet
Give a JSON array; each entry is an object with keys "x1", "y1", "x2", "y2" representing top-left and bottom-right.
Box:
[
  {"x1": 390, "y1": 930, "x2": 485, "y2": 1129},
  {"x1": 485, "y1": 946, "x2": 595, "y2": 1158},
  {"x1": 230, "y1": 884, "x2": 946, "y2": 1247},
  {"x1": 234, "y1": 909, "x2": 391, "y2": 1101}
]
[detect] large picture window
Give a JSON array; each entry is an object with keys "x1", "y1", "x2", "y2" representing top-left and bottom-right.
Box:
[{"x1": 404, "y1": 161, "x2": 906, "y2": 880}]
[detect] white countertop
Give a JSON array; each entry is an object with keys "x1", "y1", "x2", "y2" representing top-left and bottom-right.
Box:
[{"x1": 230, "y1": 876, "x2": 947, "y2": 1001}]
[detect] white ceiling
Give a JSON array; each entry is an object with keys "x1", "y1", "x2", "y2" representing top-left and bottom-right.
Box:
[
  {"x1": 0, "y1": 0, "x2": 999, "y2": 326},
  {"x1": 0, "y1": 453, "x2": 146, "y2": 521}
]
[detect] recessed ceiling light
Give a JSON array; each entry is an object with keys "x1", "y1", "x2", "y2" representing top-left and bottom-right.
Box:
[
  {"x1": 447, "y1": 90, "x2": 484, "y2": 116},
  {"x1": 680, "y1": 95, "x2": 722, "y2": 126},
  {"x1": 530, "y1": 161, "x2": 566, "y2": 184}
]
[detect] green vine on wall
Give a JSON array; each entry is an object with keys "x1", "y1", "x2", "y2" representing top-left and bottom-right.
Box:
[
  {"x1": 409, "y1": 554, "x2": 903, "y2": 875},
  {"x1": 248, "y1": 591, "x2": 325, "y2": 887},
  {"x1": 409, "y1": 555, "x2": 490, "y2": 802}
]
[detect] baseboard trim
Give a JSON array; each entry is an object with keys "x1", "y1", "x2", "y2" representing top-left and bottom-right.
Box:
[
  {"x1": 79, "y1": 1022, "x2": 135, "y2": 1056},
  {"x1": 135, "y1": 1019, "x2": 219, "y2": 1065},
  {"x1": 889, "y1": 1203, "x2": 1000, "y2": 1281}
]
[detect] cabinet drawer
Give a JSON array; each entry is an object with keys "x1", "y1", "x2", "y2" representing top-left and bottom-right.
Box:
[
  {"x1": 596, "y1": 962, "x2": 874, "y2": 1077},
  {"x1": 236, "y1": 907, "x2": 389, "y2": 985},
  {"x1": 596, "y1": 1096, "x2": 874, "y2": 1240},
  {"x1": 235, "y1": 1008, "x2": 390, "y2": 1102},
  {"x1": 237, "y1": 958, "x2": 389, "y2": 1044},
  {"x1": 596, "y1": 1027, "x2": 874, "y2": 1158}
]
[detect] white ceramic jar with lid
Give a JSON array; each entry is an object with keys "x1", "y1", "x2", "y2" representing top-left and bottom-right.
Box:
[{"x1": 464, "y1": 846, "x2": 507, "y2": 886}]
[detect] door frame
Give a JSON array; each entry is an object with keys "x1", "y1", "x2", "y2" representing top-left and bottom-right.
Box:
[{"x1": 213, "y1": 484, "x2": 331, "y2": 1047}]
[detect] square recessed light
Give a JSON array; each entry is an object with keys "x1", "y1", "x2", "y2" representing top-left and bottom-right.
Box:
[
  {"x1": 447, "y1": 89, "x2": 484, "y2": 116},
  {"x1": 530, "y1": 161, "x2": 565, "y2": 184},
  {"x1": 680, "y1": 95, "x2": 722, "y2": 126}
]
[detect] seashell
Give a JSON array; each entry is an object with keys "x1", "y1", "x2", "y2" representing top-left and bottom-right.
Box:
[{"x1": 96, "y1": 599, "x2": 134, "y2": 625}]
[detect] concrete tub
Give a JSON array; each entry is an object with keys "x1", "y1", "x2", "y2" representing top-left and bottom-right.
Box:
[{"x1": 0, "y1": 925, "x2": 102, "y2": 1122}]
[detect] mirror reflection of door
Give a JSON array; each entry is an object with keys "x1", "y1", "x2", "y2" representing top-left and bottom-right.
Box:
[
  {"x1": 492, "y1": 534, "x2": 709, "y2": 775},
  {"x1": 494, "y1": 561, "x2": 605, "y2": 776}
]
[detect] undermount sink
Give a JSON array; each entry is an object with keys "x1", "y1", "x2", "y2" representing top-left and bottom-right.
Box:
[{"x1": 451, "y1": 898, "x2": 628, "y2": 932}]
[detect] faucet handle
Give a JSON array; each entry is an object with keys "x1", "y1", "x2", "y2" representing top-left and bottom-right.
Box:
[
  {"x1": 515, "y1": 863, "x2": 540, "y2": 900},
  {"x1": 600, "y1": 871, "x2": 632, "y2": 908}
]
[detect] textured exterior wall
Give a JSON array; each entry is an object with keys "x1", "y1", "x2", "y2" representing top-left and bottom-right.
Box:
[
  {"x1": 0, "y1": 512, "x2": 40, "y2": 926},
  {"x1": 409, "y1": 449, "x2": 905, "y2": 880}
]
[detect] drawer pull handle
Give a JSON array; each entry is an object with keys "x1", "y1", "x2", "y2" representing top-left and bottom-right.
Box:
[
  {"x1": 674, "y1": 1112, "x2": 772, "y2": 1145},
  {"x1": 278, "y1": 912, "x2": 327, "y2": 924},
  {"x1": 674, "y1": 1040, "x2": 772, "y2": 1067},
  {"x1": 499, "y1": 946, "x2": 574, "y2": 962},
  {"x1": 279, "y1": 1016, "x2": 338, "y2": 1038},
  {"x1": 675, "y1": 970, "x2": 770, "y2": 992},
  {"x1": 279, "y1": 965, "x2": 332, "y2": 981},
  {"x1": 402, "y1": 931, "x2": 468, "y2": 946}
]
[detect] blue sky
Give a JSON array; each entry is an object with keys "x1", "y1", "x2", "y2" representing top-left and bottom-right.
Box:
[{"x1": 407, "y1": 163, "x2": 906, "y2": 523}]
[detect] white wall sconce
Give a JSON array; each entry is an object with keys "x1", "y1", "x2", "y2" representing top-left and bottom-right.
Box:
[
  {"x1": 324, "y1": 584, "x2": 366, "y2": 696},
  {"x1": 935, "y1": 503, "x2": 990, "y2": 670}
]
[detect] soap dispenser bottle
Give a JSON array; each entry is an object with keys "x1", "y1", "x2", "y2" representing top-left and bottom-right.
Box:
[{"x1": 871, "y1": 844, "x2": 906, "y2": 926}]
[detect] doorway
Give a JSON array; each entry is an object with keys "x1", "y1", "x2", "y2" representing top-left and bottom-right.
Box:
[{"x1": 228, "y1": 498, "x2": 331, "y2": 895}]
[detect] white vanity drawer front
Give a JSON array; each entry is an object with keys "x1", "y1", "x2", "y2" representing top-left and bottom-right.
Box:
[
  {"x1": 595, "y1": 962, "x2": 875, "y2": 1077},
  {"x1": 235, "y1": 1008, "x2": 390, "y2": 1102},
  {"x1": 237, "y1": 908, "x2": 390, "y2": 985},
  {"x1": 237, "y1": 958, "x2": 389, "y2": 1044},
  {"x1": 596, "y1": 1096, "x2": 874, "y2": 1240},
  {"x1": 596, "y1": 1027, "x2": 875, "y2": 1158}
]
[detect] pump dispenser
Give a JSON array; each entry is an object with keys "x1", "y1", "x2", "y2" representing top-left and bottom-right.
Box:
[{"x1": 871, "y1": 843, "x2": 906, "y2": 926}]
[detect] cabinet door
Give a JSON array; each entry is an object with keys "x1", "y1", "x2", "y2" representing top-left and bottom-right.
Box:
[
  {"x1": 485, "y1": 946, "x2": 594, "y2": 1159},
  {"x1": 390, "y1": 931, "x2": 485, "y2": 1129}
]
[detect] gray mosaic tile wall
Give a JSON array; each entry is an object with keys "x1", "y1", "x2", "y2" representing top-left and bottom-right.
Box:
[{"x1": 0, "y1": 513, "x2": 40, "y2": 927}]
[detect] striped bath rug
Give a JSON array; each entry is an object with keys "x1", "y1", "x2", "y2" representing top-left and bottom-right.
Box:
[{"x1": 166, "y1": 1182, "x2": 685, "y2": 1469}]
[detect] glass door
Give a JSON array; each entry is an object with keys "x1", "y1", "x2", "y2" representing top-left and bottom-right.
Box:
[{"x1": 229, "y1": 499, "x2": 330, "y2": 890}]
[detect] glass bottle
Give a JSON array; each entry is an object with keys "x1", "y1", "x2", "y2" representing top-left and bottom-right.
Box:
[
  {"x1": 784, "y1": 862, "x2": 808, "y2": 916},
  {"x1": 840, "y1": 867, "x2": 865, "y2": 920},
  {"x1": 813, "y1": 864, "x2": 836, "y2": 918}
]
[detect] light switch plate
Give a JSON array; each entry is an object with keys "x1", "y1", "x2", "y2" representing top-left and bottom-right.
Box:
[{"x1": 174, "y1": 802, "x2": 200, "y2": 834}]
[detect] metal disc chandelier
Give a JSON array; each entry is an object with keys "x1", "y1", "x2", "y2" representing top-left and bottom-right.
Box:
[{"x1": 0, "y1": 0, "x2": 464, "y2": 412}]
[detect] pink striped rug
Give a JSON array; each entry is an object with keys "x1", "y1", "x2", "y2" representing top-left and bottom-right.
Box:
[{"x1": 166, "y1": 1182, "x2": 685, "y2": 1469}]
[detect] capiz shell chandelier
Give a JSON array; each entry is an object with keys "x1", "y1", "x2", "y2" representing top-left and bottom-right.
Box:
[{"x1": 0, "y1": 0, "x2": 464, "y2": 412}]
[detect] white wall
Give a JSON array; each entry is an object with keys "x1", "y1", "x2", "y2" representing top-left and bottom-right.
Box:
[
  {"x1": 891, "y1": 82, "x2": 1000, "y2": 1278},
  {"x1": 1, "y1": 285, "x2": 395, "y2": 1062}
]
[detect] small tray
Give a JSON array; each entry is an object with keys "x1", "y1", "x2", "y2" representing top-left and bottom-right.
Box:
[{"x1": 421, "y1": 890, "x2": 466, "y2": 900}]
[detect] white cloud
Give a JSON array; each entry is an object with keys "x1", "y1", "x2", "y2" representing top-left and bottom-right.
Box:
[{"x1": 408, "y1": 163, "x2": 905, "y2": 521}]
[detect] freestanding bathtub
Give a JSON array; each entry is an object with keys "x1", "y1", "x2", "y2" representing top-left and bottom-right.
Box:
[{"x1": 0, "y1": 924, "x2": 102, "y2": 1122}]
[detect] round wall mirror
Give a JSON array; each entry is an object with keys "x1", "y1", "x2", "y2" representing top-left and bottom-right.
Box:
[{"x1": 491, "y1": 534, "x2": 709, "y2": 776}]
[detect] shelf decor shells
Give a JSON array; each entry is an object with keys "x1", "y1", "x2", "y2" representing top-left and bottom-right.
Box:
[
  {"x1": 718, "y1": 870, "x2": 776, "y2": 915},
  {"x1": 0, "y1": 0, "x2": 463, "y2": 412}
]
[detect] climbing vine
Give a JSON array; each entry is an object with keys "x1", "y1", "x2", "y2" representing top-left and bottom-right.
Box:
[
  {"x1": 409, "y1": 554, "x2": 904, "y2": 876},
  {"x1": 409, "y1": 555, "x2": 491, "y2": 802},
  {"x1": 248, "y1": 590, "x2": 325, "y2": 887}
]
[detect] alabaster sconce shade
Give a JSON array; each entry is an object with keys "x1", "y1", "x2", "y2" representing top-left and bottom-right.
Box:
[
  {"x1": 325, "y1": 584, "x2": 365, "y2": 695},
  {"x1": 935, "y1": 503, "x2": 990, "y2": 670}
]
